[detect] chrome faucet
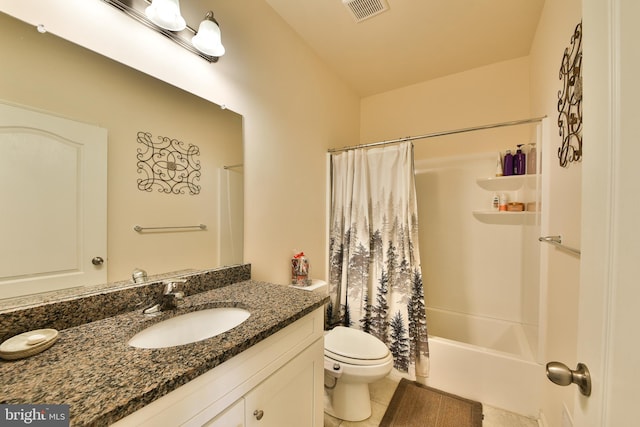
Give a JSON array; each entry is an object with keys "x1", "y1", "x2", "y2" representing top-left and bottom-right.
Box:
[
  {"x1": 131, "y1": 268, "x2": 148, "y2": 284},
  {"x1": 161, "y1": 280, "x2": 185, "y2": 310},
  {"x1": 143, "y1": 279, "x2": 186, "y2": 315}
]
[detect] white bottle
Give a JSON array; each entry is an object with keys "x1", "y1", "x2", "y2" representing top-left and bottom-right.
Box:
[
  {"x1": 492, "y1": 193, "x2": 500, "y2": 211},
  {"x1": 495, "y1": 154, "x2": 503, "y2": 177},
  {"x1": 527, "y1": 143, "x2": 537, "y2": 174},
  {"x1": 499, "y1": 193, "x2": 508, "y2": 211}
]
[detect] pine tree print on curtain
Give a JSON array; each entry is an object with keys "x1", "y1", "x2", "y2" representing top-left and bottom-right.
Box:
[{"x1": 328, "y1": 142, "x2": 429, "y2": 380}]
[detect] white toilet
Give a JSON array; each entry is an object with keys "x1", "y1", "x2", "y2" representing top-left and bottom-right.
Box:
[{"x1": 324, "y1": 326, "x2": 393, "y2": 421}]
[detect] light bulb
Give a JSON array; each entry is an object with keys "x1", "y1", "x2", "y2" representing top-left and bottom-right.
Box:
[
  {"x1": 192, "y1": 12, "x2": 225, "y2": 57},
  {"x1": 145, "y1": 0, "x2": 186, "y2": 31}
]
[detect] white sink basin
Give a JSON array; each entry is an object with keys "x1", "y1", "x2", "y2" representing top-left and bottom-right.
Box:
[{"x1": 128, "y1": 307, "x2": 250, "y2": 349}]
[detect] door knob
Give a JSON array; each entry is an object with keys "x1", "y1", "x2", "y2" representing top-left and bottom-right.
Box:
[
  {"x1": 253, "y1": 409, "x2": 264, "y2": 420},
  {"x1": 546, "y1": 361, "x2": 591, "y2": 396},
  {"x1": 92, "y1": 256, "x2": 104, "y2": 266}
]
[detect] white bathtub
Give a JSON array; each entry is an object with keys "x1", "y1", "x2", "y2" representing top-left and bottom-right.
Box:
[
  {"x1": 426, "y1": 307, "x2": 537, "y2": 360},
  {"x1": 423, "y1": 307, "x2": 544, "y2": 418}
]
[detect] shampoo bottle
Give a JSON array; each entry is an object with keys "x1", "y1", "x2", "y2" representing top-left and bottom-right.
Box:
[
  {"x1": 527, "y1": 143, "x2": 537, "y2": 174},
  {"x1": 514, "y1": 145, "x2": 526, "y2": 175},
  {"x1": 503, "y1": 150, "x2": 514, "y2": 176},
  {"x1": 495, "y1": 154, "x2": 503, "y2": 177}
]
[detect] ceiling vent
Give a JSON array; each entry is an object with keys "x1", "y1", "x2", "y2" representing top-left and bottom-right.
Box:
[{"x1": 342, "y1": 0, "x2": 389, "y2": 23}]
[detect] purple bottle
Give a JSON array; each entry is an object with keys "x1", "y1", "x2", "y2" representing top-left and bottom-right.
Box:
[
  {"x1": 503, "y1": 150, "x2": 514, "y2": 176},
  {"x1": 514, "y1": 145, "x2": 526, "y2": 175}
]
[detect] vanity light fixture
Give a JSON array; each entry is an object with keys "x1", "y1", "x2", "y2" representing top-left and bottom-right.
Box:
[
  {"x1": 102, "y1": 0, "x2": 224, "y2": 63},
  {"x1": 192, "y1": 12, "x2": 225, "y2": 57},
  {"x1": 145, "y1": 0, "x2": 186, "y2": 31}
]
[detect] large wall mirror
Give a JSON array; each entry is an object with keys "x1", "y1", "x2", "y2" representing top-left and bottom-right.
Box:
[{"x1": 0, "y1": 12, "x2": 243, "y2": 303}]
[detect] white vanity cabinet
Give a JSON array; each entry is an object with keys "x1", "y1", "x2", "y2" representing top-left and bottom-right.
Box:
[
  {"x1": 244, "y1": 338, "x2": 320, "y2": 426},
  {"x1": 112, "y1": 308, "x2": 324, "y2": 427},
  {"x1": 203, "y1": 398, "x2": 244, "y2": 427},
  {"x1": 205, "y1": 337, "x2": 322, "y2": 427}
]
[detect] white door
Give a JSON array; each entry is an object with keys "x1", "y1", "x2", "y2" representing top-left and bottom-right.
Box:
[
  {"x1": 0, "y1": 101, "x2": 107, "y2": 299},
  {"x1": 573, "y1": 0, "x2": 639, "y2": 425}
]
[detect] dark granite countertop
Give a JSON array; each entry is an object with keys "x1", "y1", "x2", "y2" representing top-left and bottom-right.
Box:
[{"x1": 0, "y1": 280, "x2": 328, "y2": 426}]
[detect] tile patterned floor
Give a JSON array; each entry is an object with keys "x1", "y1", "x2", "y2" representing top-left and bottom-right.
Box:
[{"x1": 324, "y1": 377, "x2": 539, "y2": 427}]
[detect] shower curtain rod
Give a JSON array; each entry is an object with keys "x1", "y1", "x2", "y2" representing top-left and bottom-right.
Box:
[{"x1": 327, "y1": 116, "x2": 547, "y2": 154}]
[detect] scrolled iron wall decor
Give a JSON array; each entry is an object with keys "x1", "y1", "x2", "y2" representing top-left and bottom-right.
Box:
[
  {"x1": 557, "y1": 21, "x2": 583, "y2": 167},
  {"x1": 136, "y1": 131, "x2": 201, "y2": 195}
]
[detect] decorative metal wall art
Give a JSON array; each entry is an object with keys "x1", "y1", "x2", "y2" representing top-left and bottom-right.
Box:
[
  {"x1": 136, "y1": 131, "x2": 201, "y2": 195},
  {"x1": 557, "y1": 21, "x2": 583, "y2": 167}
]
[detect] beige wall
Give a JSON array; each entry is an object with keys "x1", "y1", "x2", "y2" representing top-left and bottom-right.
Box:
[
  {"x1": 529, "y1": 0, "x2": 583, "y2": 425},
  {"x1": 0, "y1": 0, "x2": 360, "y2": 286},
  {"x1": 361, "y1": 56, "x2": 531, "y2": 159},
  {"x1": 0, "y1": 13, "x2": 242, "y2": 281}
]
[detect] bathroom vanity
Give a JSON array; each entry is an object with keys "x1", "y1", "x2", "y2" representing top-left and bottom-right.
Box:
[
  {"x1": 0, "y1": 266, "x2": 327, "y2": 426},
  {"x1": 113, "y1": 306, "x2": 324, "y2": 426}
]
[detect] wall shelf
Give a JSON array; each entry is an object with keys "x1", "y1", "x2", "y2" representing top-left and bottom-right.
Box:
[
  {"x1": 472, "y1": 210, "x2": 538, "y2": 225},
  {"x1": 473, "y1": 210, "x2": 534, "y2": 215},
  {"x1": 474, "y1": 174, "x2": 540, "y2": 225},
  {"x1": 476, "y1": 174, "x2": 538, "y2": 191}
]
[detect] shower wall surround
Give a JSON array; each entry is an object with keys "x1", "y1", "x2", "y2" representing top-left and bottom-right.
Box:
[
  {"x1": 415, "y1": 148, "x2": 545, "y2": 416},
  {"x1": 415, "y1": 149, "x2": 542, "y2": 358}
]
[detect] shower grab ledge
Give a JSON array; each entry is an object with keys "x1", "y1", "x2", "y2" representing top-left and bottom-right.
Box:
[{"x1": 538, "y1": 235, "x2": 581, "y2": 256}]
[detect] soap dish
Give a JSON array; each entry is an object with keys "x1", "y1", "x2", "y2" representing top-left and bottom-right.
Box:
[{"x1": 0, "y1": 329, "x2": 59, "y2": 360}]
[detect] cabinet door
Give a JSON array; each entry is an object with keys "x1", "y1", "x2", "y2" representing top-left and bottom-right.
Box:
[
  {"x1": 203, "y1": 398, "x2": 244, "y2": 427},
  {"x1": 245, "y1": 339, "x2": 323, "y2": 427}
]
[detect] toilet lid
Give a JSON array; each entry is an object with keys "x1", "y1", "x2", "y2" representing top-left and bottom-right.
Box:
[{"x1": 325, "y1": 326, "x2": 389, "y2": 360}]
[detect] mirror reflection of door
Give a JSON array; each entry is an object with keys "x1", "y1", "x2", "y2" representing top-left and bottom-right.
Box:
[{"x1": 0, "y1": 101, "x2": 107, "y2": 299}]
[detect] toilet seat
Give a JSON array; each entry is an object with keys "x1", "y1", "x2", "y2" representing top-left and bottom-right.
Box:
[{"x1": 325, "y1": 326, "x2": 390, "y2": 365}]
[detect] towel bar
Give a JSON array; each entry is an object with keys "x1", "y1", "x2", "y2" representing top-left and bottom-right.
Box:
[
  {"x1": 538, "y1": 235, "x2": 581, "y2": 256},
  {"x1": 134, "y1": 224, "x2": 207, "y2": 232}
]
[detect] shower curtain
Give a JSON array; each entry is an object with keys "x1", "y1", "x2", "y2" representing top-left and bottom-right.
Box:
[{"x1": 328, "y1": 142, "x2": 429, "y2": 379}]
